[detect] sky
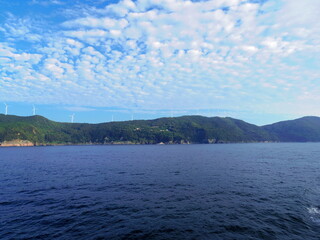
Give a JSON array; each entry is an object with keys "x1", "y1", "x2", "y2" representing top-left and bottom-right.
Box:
[{"x1": 0, "y1": 0, "x2": 319, "y2": 125}]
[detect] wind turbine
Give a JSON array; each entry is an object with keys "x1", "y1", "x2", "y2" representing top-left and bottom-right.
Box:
[
  {"x1": 32, "y1": 105, "x2": 36, "y2": 116},
  {"x1": 70, "y1": 114, "x2": 75, "y2": 123},
  {"x1": 4, "y1": 103, "x2": 8, "y2": 115},
  {"x1": 131, "y1": 114, "x2": 134, "y2": 121},
  {"x1": 111, "y1": 115, "x2": 114, "y2": 122}
]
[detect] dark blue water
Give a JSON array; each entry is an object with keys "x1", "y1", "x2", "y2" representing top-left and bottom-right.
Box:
[{"x1": 1, "y1": 143, "x2": 320, "y2": 239}]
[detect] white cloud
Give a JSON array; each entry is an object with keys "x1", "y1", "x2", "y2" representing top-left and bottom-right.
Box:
[
  {"x1": 64, "y1": 106, "x2": 95, "y2": 112},
  {"x1": 0, "y1": 0, "x2": 319, "y2": 118},
  {"x1": 63, "y1": 17, "x2": 118, "y2": 29},
  {"x1": 31, "y1": 0, "x2": 65, "y2": 5},
  {"x1": 0, "y1": 14, "x2": 42, "y2": 42}
]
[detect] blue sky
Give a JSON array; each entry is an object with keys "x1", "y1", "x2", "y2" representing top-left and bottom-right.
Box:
[{"x1": 0, "y1": 0, "x2": 319, "y2": 125}]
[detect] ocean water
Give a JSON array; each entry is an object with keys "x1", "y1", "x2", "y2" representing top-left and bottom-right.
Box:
[{"x1": 0, "y1": 143, "x2": 320, "y2": 239}]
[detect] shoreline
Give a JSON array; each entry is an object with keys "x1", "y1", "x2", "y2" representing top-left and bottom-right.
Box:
[{"x1": 0, "y1": 140, "x2": 282, "y2": 147}]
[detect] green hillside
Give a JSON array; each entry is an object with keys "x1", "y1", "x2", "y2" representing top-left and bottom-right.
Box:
[
  {"x1": 1, "y1": 114, "x2": 320, "y2": 145},
  {"x1": 262, "y1": 116, "x2": 320, "y2": 142},
  {"x1": 0, "y1": 114, "x2": 276, "y2": 145}
]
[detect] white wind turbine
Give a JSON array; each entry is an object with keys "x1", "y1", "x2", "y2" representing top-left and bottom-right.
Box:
[
  {"x1": 4, "y1": 103, "x2": 8, "y2": 115},
  {"x1": 70, "y1": 114, "x2": 75, "y2": 123},
  {"x1": 32, "y1": 105, "x2": 36, "y2": 116}
]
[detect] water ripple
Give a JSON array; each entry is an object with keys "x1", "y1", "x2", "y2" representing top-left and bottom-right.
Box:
[{"x1": 1, "y1": 144, "x2": 320, "y2": 239}]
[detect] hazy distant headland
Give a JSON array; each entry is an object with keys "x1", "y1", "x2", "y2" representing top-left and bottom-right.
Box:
[{"x1": 1, "y1": 114, "x2": 320, "y2": 147}]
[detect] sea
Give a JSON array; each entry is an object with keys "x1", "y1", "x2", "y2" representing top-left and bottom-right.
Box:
[{"x1": 0, "y1": 143, "x2": 320, "y2": 239}]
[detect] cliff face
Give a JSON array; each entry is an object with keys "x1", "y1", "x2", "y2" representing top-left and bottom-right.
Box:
[{"x1": 0, "y1": 139, "x2": 34, "y2": 147}]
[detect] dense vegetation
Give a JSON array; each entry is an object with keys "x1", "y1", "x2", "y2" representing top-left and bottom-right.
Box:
[
  {"x1": 0, "y1": 114, "x2": 319, "y2": 145},
  {"x1": 262, "y1": 116, "x2": 320, "y2": 142}
]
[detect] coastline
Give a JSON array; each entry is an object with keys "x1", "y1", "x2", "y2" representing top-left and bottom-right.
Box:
[{"x1": 0, "y1": 139, "x2": 277, "y2": 147}]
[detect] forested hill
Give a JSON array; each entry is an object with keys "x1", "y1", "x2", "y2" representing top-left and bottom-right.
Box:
[
  {"x1": 262, "y1": 116, "x2": 320, "y2": 142},
  {"x1": 0, "y1": 114, "x2": 319, "y2": 145}
]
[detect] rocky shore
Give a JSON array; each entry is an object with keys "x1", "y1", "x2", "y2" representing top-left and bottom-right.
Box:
[{"x1": 0, "y1": 140, "x2": 34, "y2": 147}]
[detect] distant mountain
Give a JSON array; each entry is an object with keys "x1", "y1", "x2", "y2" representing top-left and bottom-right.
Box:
[
  {"x1": 0, "y1": 114, "x2": 319, "y2": 146},
  {"x1": 262, "y1": 116, "x2": 320, "y2": 142}
]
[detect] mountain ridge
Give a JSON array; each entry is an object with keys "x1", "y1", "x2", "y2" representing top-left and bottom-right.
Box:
[{"x1": 0, "y1": 114, "x2": 319, "y2": 146}]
